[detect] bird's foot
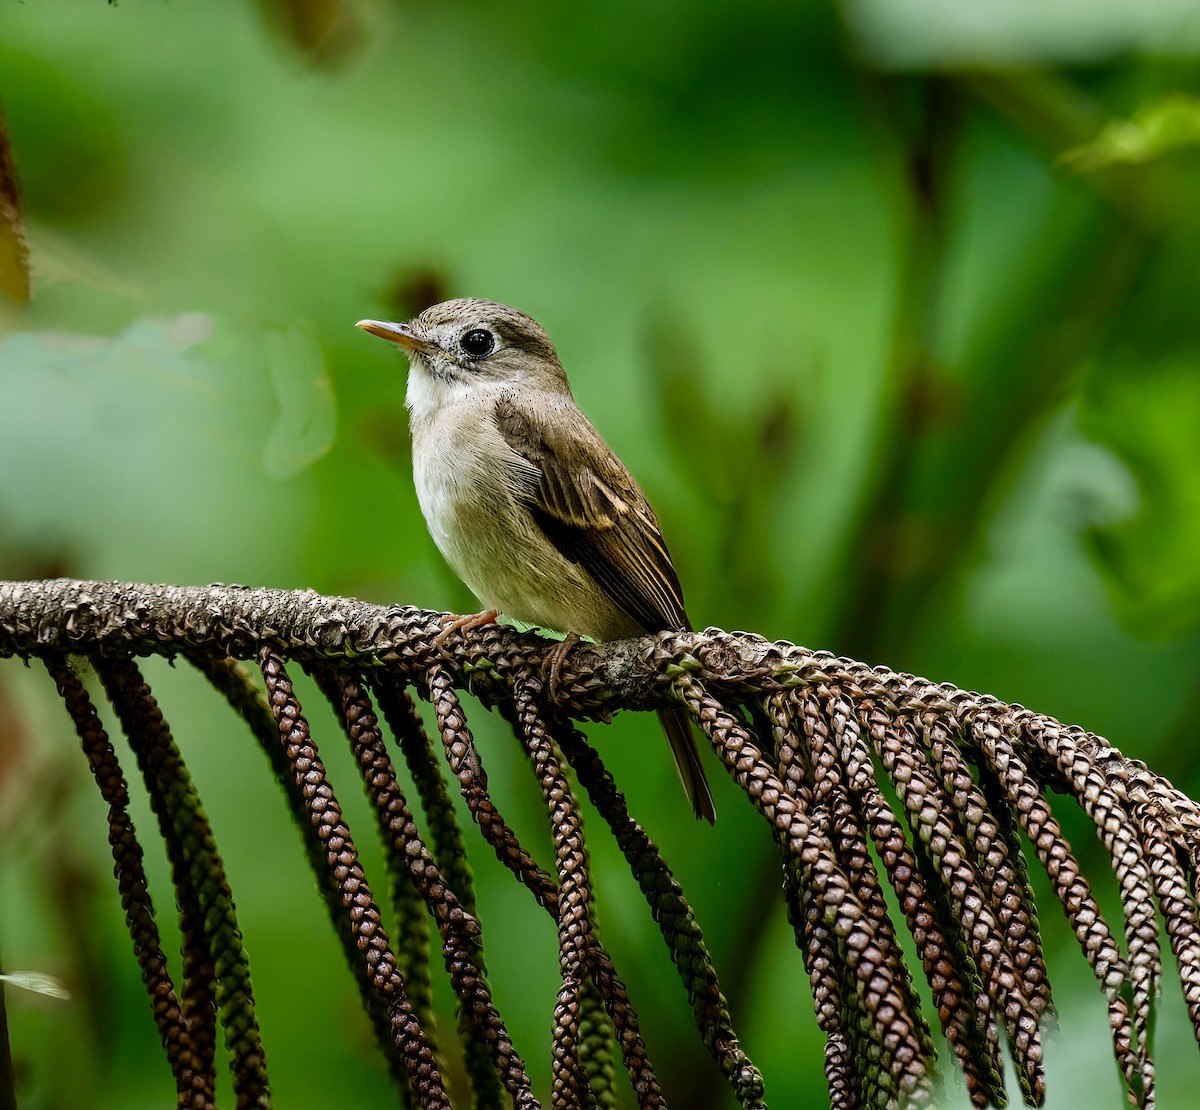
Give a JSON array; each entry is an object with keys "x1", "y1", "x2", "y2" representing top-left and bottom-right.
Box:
[
  {"x1": 542, "y1": 632, "x2": 581, "y2": 699},
  {"x1": 435, "y1": 609, "x2": 500, "y2": 651}
]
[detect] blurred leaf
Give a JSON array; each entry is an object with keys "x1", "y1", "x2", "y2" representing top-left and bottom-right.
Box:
[
  {"x1": 0, "y1": 100, "x2": 30, "y2": 303},
  {"x1": 844, "y1": 0, "x2": 1200, "y2": 66},
  {"x1": 262, "y1": 321, "x2": 336, "y2": 480},
  {"x1": 257, "y1": 0, "x2": 365, "y2": 67},
  {"x1": 1062, "y1": 94, "x2": 1200, "y2": 173},
  {"x1": 0, "y1": 312, "x2": 309, "y2": 583},
  {"x1": 1081, "y1": 356, "x2": 1200, "y2": 638},
  {"x1": 0, "y1": 971, "x2": 70, "y2": 1001},
  {"x1": 26, "y1": 227, "x2": 143, "y2": 301},
  {"x1": 0, "y1": 310, "x2": 215, "y2": 382}
]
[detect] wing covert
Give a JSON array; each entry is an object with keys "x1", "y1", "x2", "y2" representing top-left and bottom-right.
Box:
[{"x1": 494, "y1": 395, "x2": 688, "y2": 633}]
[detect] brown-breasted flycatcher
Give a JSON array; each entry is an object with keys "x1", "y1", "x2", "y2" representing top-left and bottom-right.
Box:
[{"x1": 357, "y1": 299, "x2": 715, "y2": 822}]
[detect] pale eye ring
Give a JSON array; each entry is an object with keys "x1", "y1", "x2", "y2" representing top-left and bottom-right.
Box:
[{"x1": 459, "y1": 328, "x2": 495, "y2": 359}]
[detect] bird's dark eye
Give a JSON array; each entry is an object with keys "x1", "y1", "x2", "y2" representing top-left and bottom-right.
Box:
[{"x1": 459, "y1": 328, "x2": 495, "y2": 359}]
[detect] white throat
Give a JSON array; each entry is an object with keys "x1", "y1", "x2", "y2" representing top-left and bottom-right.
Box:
[{"x1": 404, "y1": 359, "x2": 476, "y2": 420}]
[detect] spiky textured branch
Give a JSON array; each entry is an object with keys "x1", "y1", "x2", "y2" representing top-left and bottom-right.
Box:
[{"x1": 2, "y1": 578, "x2": 1198, "y2": 1109}]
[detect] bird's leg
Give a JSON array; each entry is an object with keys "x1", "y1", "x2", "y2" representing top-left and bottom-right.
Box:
[
  {"x1": 542, "y1": 631, "x2": 581, "y2": 700},
  {"x1": 435, "y1": 609, "x2": 500, "y2": 650}
]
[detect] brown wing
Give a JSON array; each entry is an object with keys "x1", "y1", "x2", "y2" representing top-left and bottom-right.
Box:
[{"x1": 494, "y1": 394, "x2": 689, "y2": 633}]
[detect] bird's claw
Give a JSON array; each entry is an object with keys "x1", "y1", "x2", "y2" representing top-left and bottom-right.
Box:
[
  {"x1": 542, "y1": 632, "x2": 581, "y2": 700},
  {"x1": 435, "y1": 609, "x2": 500, "y2": 652}
]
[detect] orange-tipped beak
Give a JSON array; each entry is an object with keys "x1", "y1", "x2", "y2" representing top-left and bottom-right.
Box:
[{"x1": 355, "y1": 319, "x2": 431, "y2": 353}]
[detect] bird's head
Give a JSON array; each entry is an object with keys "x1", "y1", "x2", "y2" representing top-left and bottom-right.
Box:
[{"x1": 357, "y1": 298, "x2": 571, "y2": 414}]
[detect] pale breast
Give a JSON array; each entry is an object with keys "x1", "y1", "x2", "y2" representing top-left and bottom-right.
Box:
[{"x1": 409, "y1": 398, "x2": 634, "y2": 639}]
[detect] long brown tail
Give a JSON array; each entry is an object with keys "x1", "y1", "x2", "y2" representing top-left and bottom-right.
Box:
[{"x1": 658, "y1": 706, "x2": 716, "y2": 823}]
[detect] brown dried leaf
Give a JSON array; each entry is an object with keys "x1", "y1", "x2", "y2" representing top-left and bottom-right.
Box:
[{"x1": 0, "y1": 100, "x2": 31, "y2": 304}]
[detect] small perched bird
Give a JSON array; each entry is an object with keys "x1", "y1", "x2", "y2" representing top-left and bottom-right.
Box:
[{"x1": 357, "y1": 298, "x2": 716, "y2": 823}]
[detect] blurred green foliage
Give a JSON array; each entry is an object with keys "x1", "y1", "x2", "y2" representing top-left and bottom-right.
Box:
[{"x1": 2, "y1": 1, "x2": 1200, "y2": 1107}]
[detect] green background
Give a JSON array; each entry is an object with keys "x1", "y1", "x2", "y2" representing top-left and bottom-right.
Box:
[{"x1": 2, "y1": 1, "x2": 1200, "y2": 1106}]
